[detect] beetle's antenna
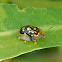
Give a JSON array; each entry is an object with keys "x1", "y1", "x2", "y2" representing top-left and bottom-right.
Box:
[{"x1": 45, "y1": 26, "x2": 54, "y2": 34}]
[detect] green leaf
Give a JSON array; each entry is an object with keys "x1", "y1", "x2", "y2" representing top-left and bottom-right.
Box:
[
  {"x1": 11, "y1": 0, "x2": 62, "y2": 9},
  {"x1": 0, "y1": 0, "x2": 9, "y2": 3},
  {"x1": 2, "y1": 48, "x2": 61, "y2": 62},
  {"x1": 0, "y1": 4, "x2": 62, "y2": 60}
]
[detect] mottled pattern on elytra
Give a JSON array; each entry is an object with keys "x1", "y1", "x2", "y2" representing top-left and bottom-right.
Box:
[{"x1": 20, "y1": 25, "x2": 44, "y2": 41}]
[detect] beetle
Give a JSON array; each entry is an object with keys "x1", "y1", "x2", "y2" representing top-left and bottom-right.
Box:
[{"x1": 18, "y1": 25, "x2": 45, "y2": 44}]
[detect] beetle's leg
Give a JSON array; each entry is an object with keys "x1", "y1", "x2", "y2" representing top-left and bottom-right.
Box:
[
  {"x1": 18, "y1": 36, "x2": 21, "y2": 39},
  {"x1": 18, "y1": 32, "x2": 21, "y2": 39},
  {"x1": 33, "y1": 40, "x2": 37, "y2": 44},
  {"x1": 24, "y1": 40, "x2": 26, "y2": 43}
]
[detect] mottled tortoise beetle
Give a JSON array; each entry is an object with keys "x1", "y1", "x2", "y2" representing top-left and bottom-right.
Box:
[{"x1": 18, "y1": 25, "x2": 45, "y2": 44}]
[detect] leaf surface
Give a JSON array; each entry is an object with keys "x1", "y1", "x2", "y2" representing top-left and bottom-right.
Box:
[{"x1": 0, "y1": 4, "x2": 62, "y2": 60}]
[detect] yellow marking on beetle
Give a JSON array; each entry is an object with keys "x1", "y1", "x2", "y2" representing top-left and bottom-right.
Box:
[
  {"x1": 22, "y1": 29, "x2": 24, "y2": 31},
  {"x1": 28, "y1": 31, "x2": 31, "y2": 33},
  {"x1": 27, "y1": 27, "x2": 31, "y2": 31},
  {"x1": 22, "y1": 27, "x2": 25, "y2": 31},
  {"x1": 35, "y1": 31, "x2": 37, "y2": 33},
  {"x1": 31, "y1": 31, "x2": 34, "y2": 33},
  {"x1": 34, "y1": 28, "x2": 36, "y2": 30},
  {"x1": 24, "y1": 33, "x2": 27, "y2": 35}
]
